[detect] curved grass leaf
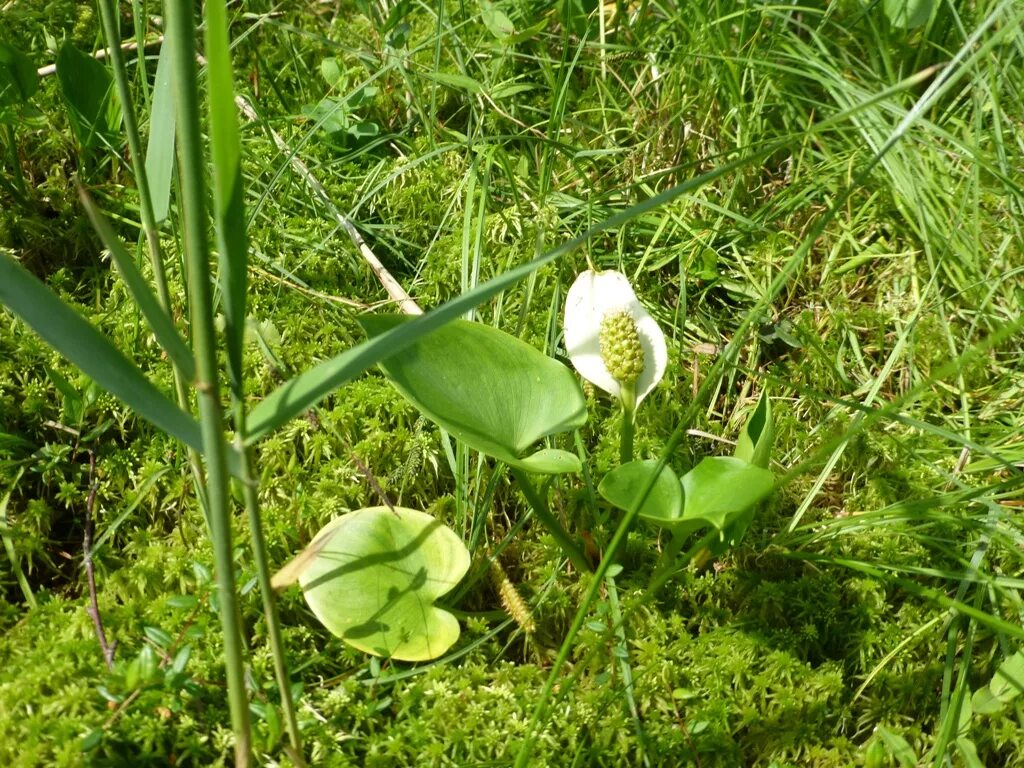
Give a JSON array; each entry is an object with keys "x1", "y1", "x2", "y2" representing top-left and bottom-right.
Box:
[
  {"x1": 734, "y1": 391, "x2": 773, "y2": 469},
  {"x1": 0, "y1": 253, "x2": 202, "y2": 452},
  {"x1": 78, "y1": 187, "x2": 196, "y2": 383},
  {"x1": 278, "y1": 507, "x2": 470, "y2": 661},
  {"x1": 144, "y1": 41, "x2": 176, "y2": 224},
  {"x1": 360, "y1": 315, "x2": 586, "y2": 474},
  {"x1": 204, "y1": 0, "x2": 247, "y2": 388}
]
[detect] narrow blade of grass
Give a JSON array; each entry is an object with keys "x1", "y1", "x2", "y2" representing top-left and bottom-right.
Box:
[
  {"x1": 144, "y1": 40, "x2": 176, "y2": 225},
  {"x1": 0, "y1": 252, "x2": 203, "y2": 452},
  {"x1": 78, "y1": 185, "x2": 196, "y2": 382},
  {"x1": 205, "y1": 1, "x2": 247, "y2": 387}
]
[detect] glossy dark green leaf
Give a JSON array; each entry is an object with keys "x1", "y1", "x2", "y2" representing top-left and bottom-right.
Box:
[
  {"x1": 360, "y1": 315, "x2": 586, "y2": 474},
  {"x1": 680, "y1": 457, "x2": 774, "y2": 531},
  {"x1": 56, "y1": 42, "x2": 119, "y2": 149},
  {"x1": 275, "y1": 507, "x2": 470, "y2": 661},
  {"x1": 734, "y1": 391, "x2": 773, "y2": 469},
  {"x1": 598, "y1": 460, "x2": 682, "y2": 525}
]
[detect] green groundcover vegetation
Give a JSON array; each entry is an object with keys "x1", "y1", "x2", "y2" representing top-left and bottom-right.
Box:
[{"x1": 2, "y1": 0, "x2": 1024, "y2": 766}]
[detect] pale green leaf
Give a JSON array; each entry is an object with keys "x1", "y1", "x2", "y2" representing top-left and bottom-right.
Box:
[
  {"x1": 970, "y1": 684, "x2": 1004, "y2": 715},
  {"x1": 512, "y1": 448, "x2": 582, "y2": 474},
  {"x1": 480, "y1": 0, "x2": 514, "y2": 40},
  {"x1": 989, "y1": 650, "x2": 1024, "y2": 703},
  {"x1": 680, "y1": 457, "x2": 775, "y2": 531},
  {"x1": 286, "y1": 507, "x2": 470, "y2": 661},
  {"x1": 883, "y1": 0, "x2": 933, "y2": 29}
]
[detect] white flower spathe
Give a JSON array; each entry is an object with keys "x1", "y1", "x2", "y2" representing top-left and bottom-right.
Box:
[{"x1": 564, "y1": 269, "x2": 667, "y2": 406}]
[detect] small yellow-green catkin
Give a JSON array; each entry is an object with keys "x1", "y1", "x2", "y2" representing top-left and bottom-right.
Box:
[
  {"x1": 599, "y1": 310, "x2": 645, "y2": 384},
  {"x1": 490, "y1": 559, "x2": 535, "y2": 634}
]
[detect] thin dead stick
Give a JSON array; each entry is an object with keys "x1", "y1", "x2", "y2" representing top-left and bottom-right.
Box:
[
  {"x1": 203, "y1": 54, "x2": 422, "y2": 316},
  {"x1": 83, "y1": 451, "x2": 116, "y2": 671},
  {"x1": 36, "y1": 36, "x2": 164, "y2": 78},
  {"x1": 44, "y1": 36, "x2": 420, "y2": 315}
]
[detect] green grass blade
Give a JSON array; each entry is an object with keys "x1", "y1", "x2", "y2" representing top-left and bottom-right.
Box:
[
  {"x1": 78, "y1": 186, "x2": 196, "y2": 383},
  {"x1": 0, "y1": 253, "x2": 203, "y2": 452},
  {"x1": 246, "y1": 152, "x2": 760, "y2": 444},
  {"x1": 144, "y1": 40, "x2": 176, "y2": 225},
  {"x1": 205, "y1": 0, "x2": 247, "y2": 389},
  {"x1": 0, "y1": 468, "x2": 36, "y2": 609}
]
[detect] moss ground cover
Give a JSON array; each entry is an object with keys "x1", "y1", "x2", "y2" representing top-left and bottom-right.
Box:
[{"x1": 2, "y1": 0, "x2": 1024, "y2": 765}]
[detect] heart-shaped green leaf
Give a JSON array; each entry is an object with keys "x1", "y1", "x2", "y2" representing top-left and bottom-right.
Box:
[
  {"x1": 360, "y1": 315, "x2": 586, "y2": 474},
  {"x1": 598, "y1": 460, "x2": 682, "y2": 525},
  {"x1": 680, "y1": 457, "x2": 775, "y2": 531},
  {"x1": 276, "y1": 507, "x2": 470, "y2": 661},
  {"x1": 734, "y1": 392, "x2": 773, "y2": 469}
]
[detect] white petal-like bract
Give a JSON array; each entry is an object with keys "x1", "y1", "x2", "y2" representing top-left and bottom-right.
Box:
[{"x1": 564, "y1": 270, "x2": 667, "y2": 406}]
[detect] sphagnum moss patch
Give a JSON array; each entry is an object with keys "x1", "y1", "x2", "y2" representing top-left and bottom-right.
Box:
[{"x1": 2, "y1": 0, "x2": 1024, "y2": 766}]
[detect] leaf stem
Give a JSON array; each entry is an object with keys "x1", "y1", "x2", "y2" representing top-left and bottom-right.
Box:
[
  {"x1": 646, "y1": 528, "x2": 719, "y2": 598},
  {"x1": 510, "y1": 467, "x2": 591, "y2": 573},
  {"x1": 235, "y1": 437, "x2": 305, "y2": 763},
  {"x1": 96, "y1": 0, "x2": 177, "y2": 344}
]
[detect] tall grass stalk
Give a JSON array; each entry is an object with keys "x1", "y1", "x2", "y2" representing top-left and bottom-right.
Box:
[
  {"x1": 202, "y1": 0, "x2": 303, "y2": 757},
  {"x1": 164, "y1": 0, "x2": 251, "y2": 761}
]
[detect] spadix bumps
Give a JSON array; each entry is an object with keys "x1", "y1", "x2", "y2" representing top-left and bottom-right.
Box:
[{"x1": 599, "y1": 310, "x2": 644, "y2": 385}]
